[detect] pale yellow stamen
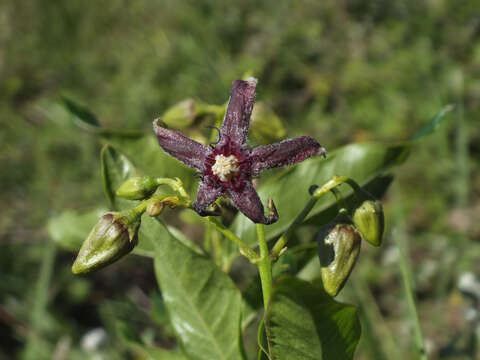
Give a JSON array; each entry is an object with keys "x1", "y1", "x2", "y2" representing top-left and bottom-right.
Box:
[{"x1": 211, "y1": 154, "x2": 240, "y2": 182}]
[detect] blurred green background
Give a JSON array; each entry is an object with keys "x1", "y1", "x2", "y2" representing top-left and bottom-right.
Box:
[{"x1": 1, "y1": 0, "x2": 479, "y2": 359}]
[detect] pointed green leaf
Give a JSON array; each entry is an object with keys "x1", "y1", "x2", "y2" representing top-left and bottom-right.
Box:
[
  {"x1": 233, "y1": 142, "x2": 410, "y2": 244},
  {"x1": 411, "y1": 104, "x2": 455, "y2": 140},
  {"x1": 144, "y1": 215, "x2": 245, "y2": 360},
  {"x1": 265, "y1": 277, "x2": 361, "y2": 360},
  {"x1": 100, "y1": 144, "x2": 138, "y2": 209},
  {"x1": 61, "y1": 96, "x2": 100, "y2": 128}
]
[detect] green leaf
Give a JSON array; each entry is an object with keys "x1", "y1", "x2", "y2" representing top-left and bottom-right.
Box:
[
  {"x1": 100, "y1": 144, "x2": 138, "y2": 210},
  {"x1": 265, "y1": 277, "x2": 361, "y2": 360},
  {"x1": 100, "y1": 132, "x2": 195, "y2": 191},
  {"x1": 61, "y1": 96, "x2": 100, "y2": 128},
  {"x1": 411, "y1": 104, "x2": 455, "y2": 140},
  {"x1": 132, "y1": 345, "x2": 188, "y2": 360},
  {"x1": 233, "y1": 142, "x2": 410, "y2": 244},
  {"x1": 145, "y1": 215, "x2": 245, "y2": 360},
  {"x1": 47, "y1": 208, "x2": 107, "y2": 251}
]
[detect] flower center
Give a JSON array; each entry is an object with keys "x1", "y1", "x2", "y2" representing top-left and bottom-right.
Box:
[{"x1": 211, "y1": 154, "x2": 240, "y2": 182}]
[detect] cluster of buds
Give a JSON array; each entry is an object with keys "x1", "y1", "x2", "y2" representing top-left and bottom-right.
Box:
[
  {"x1": 317, "y1": 187, "x2": 385, "y2": 297},
  {"x1": 72, "y1": 175, "x2": 191, "y2": 274}
]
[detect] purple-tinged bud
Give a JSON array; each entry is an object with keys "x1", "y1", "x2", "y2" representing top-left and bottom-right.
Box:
[
  {"x1": 72, "y1": 210, "x2": 140, "y2": 274},
  {"x1": 116, "y1": 176, "x2": 158, "y2": 200},
  {"x1": 353, "y1": 200, "x2": 384, "y2": 247},
  {"x1": 318, "y1": 216, "x2": 362, "y2": 297}
]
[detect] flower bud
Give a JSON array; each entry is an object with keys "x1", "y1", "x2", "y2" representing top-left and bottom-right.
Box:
[
  {"x1": 72, "y1": 210, "x2": 141, "y2": 274},
  {"x1": 146, "y1": 199, "x2": 164, "y2": 217},
  {"x1": 116, "y1": 176, "x2": 158, "y2": 200},
  {"x1": 162, "y1": 99, "x2": 197, "y2": 128},
  {"x1": 318, "y1": 218, "x2": 362, "y2": 297},
  {"x1": 353, "y1": 200, "x2": 384, "y2": 247},
  {"x1": 250, "y1": 102, "x2": 286, "y2": 144}
]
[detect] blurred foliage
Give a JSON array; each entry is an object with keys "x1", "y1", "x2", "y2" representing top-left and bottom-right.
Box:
[{"x1": 1, "y1": 0, "x2": 479, "y2": 359}]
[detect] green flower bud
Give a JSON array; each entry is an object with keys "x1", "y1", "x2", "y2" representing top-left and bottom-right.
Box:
[
  {"x1": 72, "y1": 210, "x2": 141, "y2": 274},
  {"x1": 116, "y1": 176, "x2": 158, "y2": 200},
  {"x1": 353, "y1": 200, "x2": 384, "y2": 247},
  {"x1": 146, "y1": 199, "x2": 164, "y2": 217},
  {"x1": 318, "y1": 218, "x2": 362, "y2": 297},
  {"x1": 250, "y1": 102, "x2": 286, "y2": 144},
  {"x1": 162, "y1": 99, "x2": 197, "y2": 128}
]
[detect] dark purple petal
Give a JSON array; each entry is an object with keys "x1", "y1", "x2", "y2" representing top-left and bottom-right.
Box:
[
  {"x1": 227, "y1": 180, "x2": 278, "y2": 224},
  {"x1": 219, "y1": 78, "x2": 257, "y2": 147},
  {"x1": 250, "y1": 136, "x2": 326, "y2": 176},
  {"x1": 153, "y1": 119, "x2": 211, "y2": 171},
  {"x1": 192, "y1": 177, "x2": 224, "y2": 216}
]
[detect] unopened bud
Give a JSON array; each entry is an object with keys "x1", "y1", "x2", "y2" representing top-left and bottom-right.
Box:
[
  {"x1": 72, "y1": 210, "x2": 141, "y2": 274},
  {"x1": 162, "y1": 99, "x2": 197, "y2": 128},
  {"x1": 353, "y1": 200, "x2": 384, "y2": 247},
  {"x1": 146, "y1": 199, "x2": 164, "y2": 217},
  {"x1": 318, "y1": 217, "x2": 361, "y2": 297},
  {"x1": 116, "y1": 176, "x2": 158, "y2": 200},
  {"x1": 250, "y1": 102, "x2": 287, "y2": 144}
]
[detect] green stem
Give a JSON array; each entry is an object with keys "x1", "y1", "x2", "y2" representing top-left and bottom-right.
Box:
[
  {"x1": 155, "y1": 177, "x2": 189, "y2": 199},
  {"x1": 350, "y1": 275, "x2": 403, "y2": 360},
  {"x1": 24, "y1": 240, "x2": 56, "y2": 358},
  {"x1": 396, "y1": 233, "x2": 428, "y2": 360},
  {"x1": 207, "y1": 217, "x2": 259, "y2": 262},
  {"x1": 256, "y1": 224, "x2": 272, "y2": 310},
  {"x1": 133, "y1": 194, "x2": 191, "y2": 215},
  {"x1": 271, "y1": 175, "x2": 360, "y2": 258},
  {"x1": 330, "y1": 187, "x2": 348, "y2": 212},
  {"x1": 271, "y1": 197, "x2": 317, "y2": 258}
]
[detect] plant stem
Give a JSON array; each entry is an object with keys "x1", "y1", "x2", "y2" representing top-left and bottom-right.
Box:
[
  {"x1": 350, "y1": 275, "x2": 403, "y2": 360},
  {"x1": 207, "y1": 217, "x2": 260, "y2": 262},
  {"x1": 155, "y1": 177, "x2": 189, "y2": 199},
  {"x1": 24, "y1": 240, "x2": 56, "y2": 358},
  {"x1": 271, "y1": 175, "x2": 360, "y2": 258},
  {"x1": 271, "y1": 198, "x2": 318, "y2": 258},
  {"x1": 396, "y1": 231, "x2": 428, "y2": 360},
  {"x1": 256, "y1": 224, "x2": 272, "y2": 310}
]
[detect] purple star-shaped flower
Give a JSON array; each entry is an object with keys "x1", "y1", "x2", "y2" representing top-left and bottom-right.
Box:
[{"x1": 153, "y1": 78, "x2": 326, "y2": 224}]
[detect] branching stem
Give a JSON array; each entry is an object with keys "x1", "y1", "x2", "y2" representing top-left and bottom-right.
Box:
[{"x1": 271, "y1": 175, "x2": 361, "y2": 259}]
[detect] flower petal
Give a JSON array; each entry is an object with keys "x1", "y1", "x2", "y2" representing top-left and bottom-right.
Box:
[
  {"x1": 227, "y1": 180, "x2": 278, "y2": 224},
  {"x1": 219, "y1": 78, "x2": 257, "y2": 147},
  {"x1": 192, "y1": 177, "x2": 224, "y2": 216},
  {"x1": 153, "y1": 119, "x2": 211, "y2": 171},
  {"x1": 250, "y1": 136, "x2": 326, "y2": 176}
]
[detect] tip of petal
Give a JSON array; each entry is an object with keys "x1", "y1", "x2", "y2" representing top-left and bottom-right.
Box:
[
  {"x1": 318, "y1": 146, "x2": 327, "y2": 158},
  {"x1": 153, "y1": 118, "x2": 162, "y2": 131},
  {"x1": 245, "y1": 77, "x2": 258, "y2": 86}
]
